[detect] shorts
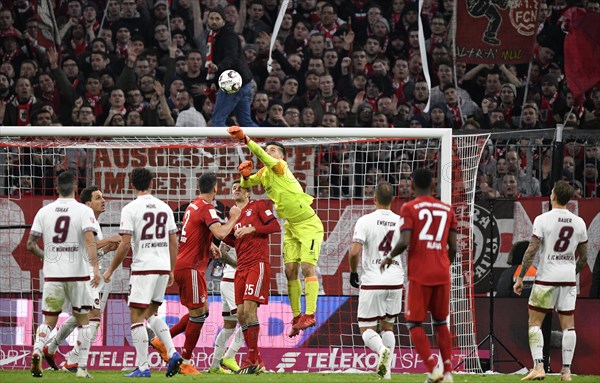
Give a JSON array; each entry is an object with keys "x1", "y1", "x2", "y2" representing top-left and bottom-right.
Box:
[
  {"x1": 357, "y1": 285, "x2": 403, "y2": 327},
  {"x1": 60, "y1": 278, "x2": 105, "y2": 313},
  {"x1": 528, "y1": 282, "x2": 577, "y2": 315},
  {"x1": 283, "y1": 214, "x2": 324, "y2": 266},
  {"x1": 221, "y1": 277, "x2": 237, "y2": 321},
  {"x1": 405, "y1": 280, "x2": 450, "y2": 323},
  {"x1": 128, "y1": 273, "x2": 169, "y2": 309},
  {"x1": 174, "y1": 268, "x2": 208, "y2": 309},
  {"x1": 42, "y1": 280, "x2": 92, "y2": 316},
  {"x1": 235, "y1": 262, "x2": 270, "y2": 306}
]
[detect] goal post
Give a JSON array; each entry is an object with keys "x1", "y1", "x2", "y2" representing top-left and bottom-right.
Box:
[{"x1": 0, "y1": 127, "x2": 487, "y2": 374}]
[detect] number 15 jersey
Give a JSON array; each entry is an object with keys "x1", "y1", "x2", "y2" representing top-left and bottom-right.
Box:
[{"x1": 401, "y1": 196, "x2": 456, "y2": 286}]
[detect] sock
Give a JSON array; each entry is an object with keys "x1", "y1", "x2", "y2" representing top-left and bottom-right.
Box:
[
  {"x1": 362, "y1": 328, "x2": 384, "y2": 353},
  {"x1": 47, "y1": 316, "x2": 77, "y2": 354},
  {"x1": 89, "y1": 318, "x2": 100, "y2": 344},
  {"x1": 287, "y1": 279, "x2": 302, "y2": 317},
  {"x1": 131, "y1": 322, "x2": 149, "y2": 371},
  {"x1": 170, "y1": 313, "x2": 190, "y2": 338},
  {"x1": 33, "y1": 323, "x2": 53, "y2": 355},
  {"x1": 224, "y1": 326, "x2": 245, "y2": 359},
  {"x1": 76, "y1": 325, "x2": 92, "y2": 369},
  {"x1": 528, "y1": 326, "x2": 544, "y2": 366},
  {"x1": 181, "y1": 314, "x2": 205, "y2": 360},
  {"x1": 562, "y1": 328, "x2": 576, "y2": 368},
  {"x1": 304, "y1": 276, "x2": 319, "y2": 316},
  {"x1": 435, "y1": 324, "x2": 452, "y2": 374},
  {"x1": 381, "y1": 330, "x2": 396, "y2": 372},
  {"x1": 71, "y1": 318, "x2": 100, "y2": 357},
  {"x1": 409, "y1": 326, "x2": 436, "y2": 372},
  {"x1": 147, "y1": 314, "x2": 176, "y2": 359},
  {"x1": 211, "y1": 327, "x2": 236, "y2": 368},
  {"x1": 242, "y1": 322, "x2": 260, "y2": 363}
]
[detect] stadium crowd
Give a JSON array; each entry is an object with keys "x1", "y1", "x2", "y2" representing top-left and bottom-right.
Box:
[{"x1": 0, "y1": 0, "x2": 599, "y2": 197}]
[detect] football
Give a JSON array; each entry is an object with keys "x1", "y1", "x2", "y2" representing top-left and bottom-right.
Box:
[{"x1": 218, "y1": 69, "x2": 243, "y2": 94}]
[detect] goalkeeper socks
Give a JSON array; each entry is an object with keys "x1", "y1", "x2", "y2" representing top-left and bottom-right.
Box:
[
  {"x1": 181, "y1": 314, "x2": 205, "y2": 360},
  {"x1": 435, "y1": 323, "x2": 452, "y2": 373},
  {"x1": 33, "y1": 323, "x2": 53, "y2": 355},
  {"x1": 131, "y1": 322, "x2": 149, "y2": 371},
  {"x1": 409, "y1": 326, "x2": 436, "y2": 372},
  {"x1": 243, "y1": 321, "x2": 260, "y2": 363},
  {"x1": 170, "y1": 313, "x2": 190, "y2": 338},
  {"x1": 562, "y1": 328, "x2": 576, "y2": 367},
  {"x1": 287, "y1": 279, "x2": 302, "y2": 317},
  {"x1": 76, "y1": 325, "x2": 92, "y2": 369},
  {"x1": 362, "y1": 329, "x2": 384, "y2": 353},
  {"x1": 304, "y1": 276, "x2": 319, "y2": 315},
  {"x1": 224, "y1": 326, "x2": 245, "y2": 359},
  {"x1": 528, "y1": 326, "x2": 544, "y2": 365},
  {"x1": 211, "y1": 327, "x2": 236, "y2": 369},
  {"x1": 147, "y1": 314, "x2": 176, "y2": 359},
  {"x1": 47, "y1": 316, "x2": 77, "y2": 354}
]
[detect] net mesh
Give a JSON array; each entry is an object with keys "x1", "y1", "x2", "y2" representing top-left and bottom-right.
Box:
[{"x1": 0, "y1": 132, "x2": 488, "y2": 373}]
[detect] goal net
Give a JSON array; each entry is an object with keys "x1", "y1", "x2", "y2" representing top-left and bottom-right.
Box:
[{"x1": 0, "y1": 127, "x2": 488, "y2": 374}]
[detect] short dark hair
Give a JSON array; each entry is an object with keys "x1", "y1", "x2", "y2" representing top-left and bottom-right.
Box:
[
  {"x1": 265, "y1": 141, "x2": 286, "y2": 157},
  {"x1": 198, "y1": 173, "x2": 217, "y2": 193},
  {"x1": 80, "y1": 185, "x2": 100, "y2": 204},
  {"x1": 553, "y1": 180, "x2": 573, "y2": 205},
  {"x1": 412, "y1": 168, "x2": 433, "y2": 190},
  {"x1": 375, "y1": 181, "x2": 393, "y2": 205},
  {"x1": 231, "y1": 179, "x2": 250, "y2": 191},
  {"x1": 131, "y1": 168, "x2": 153, "y2": 191},
  {"x1": 508, "y1": 240, "x2": 529, "y2": 265},
  {"x1": 56, "y1": 171, "x2": 76, "y2": 197}
]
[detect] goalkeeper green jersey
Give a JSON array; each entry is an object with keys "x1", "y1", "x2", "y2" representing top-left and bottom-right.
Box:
[{"x1": 240, "y1": 140, "x2": 316, "y2": 222}]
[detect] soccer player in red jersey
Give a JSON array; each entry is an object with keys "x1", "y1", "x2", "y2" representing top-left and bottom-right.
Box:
[
  {"x1": 222, "y1": 180, "x2": 280, "y2": 374},
  {"x1": 151, "y1": 173, "x2": 241, "y2": 374},
  {"x1": 381, "y1": 168, "x2": 457, "y2": 383}
]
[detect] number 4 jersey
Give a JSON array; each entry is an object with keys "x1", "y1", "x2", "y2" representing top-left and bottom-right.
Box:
[
  {"x1": 119, "y1": 194, "x2": 178, "y2": 273},
  {"x1": 401, "y1": 195, "x2": 456, "y2": 286},
  {"x1": 532, "y1": 208, "x2": 588, "y2": 284}
]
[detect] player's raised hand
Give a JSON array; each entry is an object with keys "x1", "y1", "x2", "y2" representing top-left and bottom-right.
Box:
[
  {"x1": 227, "y1": 125, "x2": 249, "y2": 144},
  {"x1": 229, "y1": 205, "x2": 242, "y2": 221},
  {"x1": 238, "y1": 160, "x2": 254, "y2": 179},
  {"x1": 380, "y1": 257, "x2": 393, "y2": 272},
  {"x1": 349, "y1": 272, "x2": 360, "y2": 288}
]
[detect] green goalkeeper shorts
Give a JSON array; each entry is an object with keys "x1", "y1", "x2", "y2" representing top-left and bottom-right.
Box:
[{"x1": 282, "y1": 214, "x2": 324, "y2": 266}]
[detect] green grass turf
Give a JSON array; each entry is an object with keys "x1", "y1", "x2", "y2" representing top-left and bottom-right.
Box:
[{"x1": 1, "y1": 370, "x2": 599, "y2": 383}]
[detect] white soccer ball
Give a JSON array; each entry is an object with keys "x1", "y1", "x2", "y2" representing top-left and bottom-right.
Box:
[{"x1": 218, "y1": 69, "x2": 243, "y2": 94}]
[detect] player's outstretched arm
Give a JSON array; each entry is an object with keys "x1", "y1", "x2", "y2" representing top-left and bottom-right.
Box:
[
  {"x1": 104, "y1": 234, "x2": 131, "y2": 283},
  {"x1": 210, "y1": 205, "x2": 242, "y2": 240},
  {"x1": 227, "y1": 126, "x2": 279, "y2": 169}
]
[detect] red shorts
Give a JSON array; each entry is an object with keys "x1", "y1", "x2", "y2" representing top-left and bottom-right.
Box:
[
  {"x1": 405, "y1": 280, "x2": 450, "y2": 322},
  {"x1": 234, "y1": 262, "x2": 270, "y2": 306},
  {"x1": 174, "y1": 268, "x2": 208, "y2": 309}
]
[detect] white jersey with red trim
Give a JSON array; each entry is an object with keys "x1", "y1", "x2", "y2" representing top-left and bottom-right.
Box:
[
  {"x1": 31, "y1": 198, "x2": 97, "y2": 280},
  {"x1": 532, "y1": 208, "x2": 588, "y2": 283},
  {"x1": 120, "y1": 194, "x2": 178, "y2": 273},
  {"x1": 352, "y1": 209, "x2": 404, "y2": 286}
]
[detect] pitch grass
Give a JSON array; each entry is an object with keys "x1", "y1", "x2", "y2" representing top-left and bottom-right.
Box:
[{"x1": 1, "y1": 370, "x2": 599, "y2": 383}]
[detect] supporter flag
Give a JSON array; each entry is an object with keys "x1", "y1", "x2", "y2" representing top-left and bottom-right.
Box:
[
  {"x1": 563, "y1": 8, "x2": 600, "y2": 99},
  {"x1": 454, "y1": 0, "x2": 540, "y2": 64}
]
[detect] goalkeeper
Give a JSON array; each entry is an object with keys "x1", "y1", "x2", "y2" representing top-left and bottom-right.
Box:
[{"x1": 228, "y1": 126, "x2": 324, "y2": 337}]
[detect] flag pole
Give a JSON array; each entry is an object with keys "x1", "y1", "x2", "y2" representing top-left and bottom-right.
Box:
[
  {"x1": 98, "y1": 0, "x2": 111, "y2": 33},
  {"x1": 521, "y1": 59, "x2": 534, "y2": 112},
  {"x1": 267, "y1": 0, "x2": 289, "y2": 73}
]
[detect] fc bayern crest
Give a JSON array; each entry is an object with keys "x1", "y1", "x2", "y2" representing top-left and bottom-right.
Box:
[
  {"x1": 472, "y1": 203, "x2": 500, "y2": 286},
  {"x1": 246, "y1": 209, "x2": 252, "y2": 216}
]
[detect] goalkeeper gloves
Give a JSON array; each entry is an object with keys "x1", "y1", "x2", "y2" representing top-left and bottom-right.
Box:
[
  {"x1": 227, "y1": 126, "x2": 249, "y2": 144},
  {"x1": 238, "y1": 160, "x2": 254, "y2": 179},
  {"x1": 349, "y1": 272, "x2": 360, "y2": 288}
]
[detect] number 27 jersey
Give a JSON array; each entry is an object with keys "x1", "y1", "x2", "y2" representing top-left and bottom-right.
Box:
[{"x1": 401, "y1": 195, "x2": 456, "y2": 286}]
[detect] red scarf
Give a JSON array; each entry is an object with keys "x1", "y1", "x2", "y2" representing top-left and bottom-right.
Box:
[
  {"x1": 205, "y1": 30, "x2": 217, "y2": 81},
  {"x1": 448, "y1": 104, "x2": 462, "y2": 128},
  {"x1": 71, "y1": 39, "x2": 87, "y2": 56},
  {"x1": 319, "y1": 95, "x2": 338, "y2": 114},
  {"x1": 393, "y1": 79, "x2": 408, "y2": 104},
  {"x1": 85, "y1": 93, "x2": 103, "y2": 116},
  {"x1": 316, "y1": 22, "x2": 339, "y2": 49},
  {"x1": 15, "y1": 98, "x2": 34, "y2": 126},
  {"x1": 540, "y1": 92, "x2": 558, "y2": 127},
  {"x1": 116, "y1": 43, "x2": 129, "y2": 59}
]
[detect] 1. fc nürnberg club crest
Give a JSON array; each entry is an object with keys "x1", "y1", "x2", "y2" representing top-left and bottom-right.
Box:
[
  {"x1": 509, "y1": 0, "x2": 539, "y2": 36},
  {"x1": 472, "y1": 204, "x2": 500, "y2": 286}
]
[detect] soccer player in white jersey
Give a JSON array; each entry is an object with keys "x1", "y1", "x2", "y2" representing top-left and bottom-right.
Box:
[
  {"x1": 27, "y1": 171, "x2": 100, "y2": 378},
  {"x1": 103, "y1": 168, "x2": 183, "y2": 378},
  {"x1": 514, "y1": 181, "x2": 588, "y2": 382},
  {"x1": 348, "y1": 181, "x2": 404, "y2": 380},
  {"x1": 44, "y1": 185, "x2": 121, "y2": 372}
]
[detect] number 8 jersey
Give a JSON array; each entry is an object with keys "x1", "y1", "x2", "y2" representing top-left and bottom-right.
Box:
[
  {"x1": 532, "y1": 208, "x2": 588, "y2": 284},
  {"x1": 119, "y1": 194, "x2": 178, "y2": 273}
]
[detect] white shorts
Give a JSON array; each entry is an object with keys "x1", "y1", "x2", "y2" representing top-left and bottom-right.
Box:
[
  {"x1": 528, "y1": 283, "x2": 577, "y2": 314},
  {"x1": 60, "y1": 278, "x2": 106, "y2": 312},
  {"x1": 221, "y1": 278, "x2": 237, "y2": 321},
  {"x1": 42, "y1": 280, "x2": 93, "y2": 316},
  {"x1": 128, "y1": 274, "x2": 169, "y2": 309},
  {"x1": 357, "y1": 287, "x2": 403, "y2": 327}
]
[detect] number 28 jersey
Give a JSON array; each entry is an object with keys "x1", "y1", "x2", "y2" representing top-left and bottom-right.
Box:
[
  {"x1": 532, "y1": 208, "x2": 588, "y2": 284},
  {"x1": 119, "y1": 194, "x2": 178, "y2": 273},
  {"x1": 401, "y1": 196, "x2": 456, "y2": 286}
]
